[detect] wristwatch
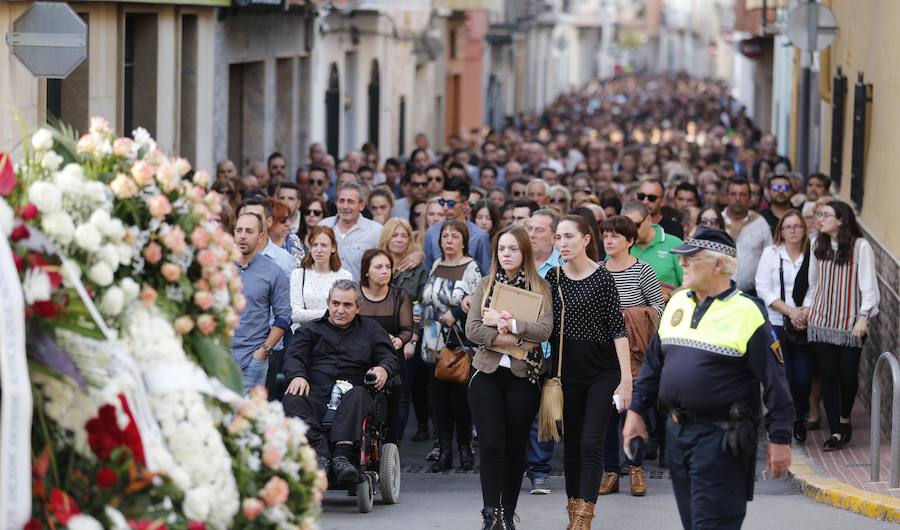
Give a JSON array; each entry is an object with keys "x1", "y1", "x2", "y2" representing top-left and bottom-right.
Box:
[{"x1": 262, "y1": 343, "x2": 273, "y2": 354}]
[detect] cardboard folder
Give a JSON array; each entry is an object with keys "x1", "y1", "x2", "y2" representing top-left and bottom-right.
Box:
[{"x1": 487, "y1": 282, "x2": 544, "y2": 360}]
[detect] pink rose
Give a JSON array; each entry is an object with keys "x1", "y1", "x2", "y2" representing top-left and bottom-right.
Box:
[
  {"x1": 197, "y1": 249, "x2": 217, "y2": 269},
  {"x1": 193, "y1": 290, "x2": 214, "y2": 311},
  {"x1": 228, "y1": 276, "x2": 243, "y2": 294},
  {"x1": 140, "y1": 286, "x2": 158, "y2": 307},
  {"x1": 233, "y1": 294, "x2": 247, "y2": 313},
  {"x1": 241, "y1": 498, "x2": 265, "y2": 521},
  {"x1": 192, "y1": 170, "x2": 210, "y2": 188},
  {"x1": 209, "y1": 272, "x2": 226, "y2": 289},
  {"x1": 110, "y1": 173, "x2": 138, "y2": 199},
  {"x1": 195, "y1": 279, "x2": 210, "y2": 292},
  {"x1": 173, "y1": 315, "x2": 194, "y2": 334},
  {"x1": 131, "y1": 160, "x2": 155, "y2": 186},
  {"x1": 174, "y1": 158, "x2": 192, "y2": 177},
  {"x1": 155, "y1": 163, "x2": 180, "y2": 193},
  {"x1": 262, "y1": 445, "x2": 282, "y2": 470},
  {"x1": 190, "y1": 226, "x2": 209, "y2": 250},
  {"x1": 224, "y1": 308, "x2": 239, "y2": 331},
  {"x1": 143, "y1": 242, "x2": 163, "y2": 265},
  {"x1": 112, "y1": 137, "x2": 134, "y2": 157},
  {"x1": 147, "y1": 195, "x2": 172, "y2": 219},
  {"x1": 249, "y1": 386, "x2": 268, "y2": 402},
  {"x1": 161, "y1": 226, "x2": 187, "y2": 255},
  {"x1": 192, "y1": 203, "x2": 211, "y2": 218},
  {"x1": 161, "y1": 263, "x2": 181, "y2": 282},
  {"x1": 258, "y1": 476, "x2": 289, "y2": 507},
  {"x1": 196, "y1": 314, "x2": 216, "y2": 335}
]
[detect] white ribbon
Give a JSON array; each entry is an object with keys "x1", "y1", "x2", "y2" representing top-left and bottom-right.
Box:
[
  {"x1": 143, "y1": 363, "x2": 242, "y2": 404},
  {"x1": 0, "y1": 234, "x2": 32, "y2": 529}
]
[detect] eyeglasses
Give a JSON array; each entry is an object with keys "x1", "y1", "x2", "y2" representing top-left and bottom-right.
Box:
[
  {"x1": 549, "y1": 197, "x2": 567, "y2": 204},
  {"x1": 428, "y1": 176, "x2": 443, "y2": 183},
  {"x1": 304, "y1": 208, "x2": 323, "y2": 216},
  {"x1": 782, "y1": 224, "x2": 803, "y2": 232},
  {"x1": 815, "y1": 211, "x2": 835, "y2": 219},
  {"x1": 311, "y1": 179, "x2": 326, "y2": 186},
  {"x1": 438, "y1": 198, "x2": 457, "y2": 209},
  {"x1": 699, "y1": 217, "x2": 720, "y2": 226},
  {"x1": 636, "y1": 193, "x2": 660, "y2": 202},
  {"x1": 771, "y1": 184, "x2": 791, "y2": 192},
  {"x1": 411, "y1": 182, "x2": 428, "y2": 188}
]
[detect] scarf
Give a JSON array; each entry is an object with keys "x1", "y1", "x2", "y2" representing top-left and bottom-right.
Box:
[{"x1": 486, "y1": 269, "x2": 543, "y2": 384}]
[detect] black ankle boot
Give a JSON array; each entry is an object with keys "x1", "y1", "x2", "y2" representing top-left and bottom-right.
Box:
[
  {"x1": 430, "y1": 440, "x2": 452, "y2": 472},
  {"x1": 498, "y1": 506, "x2": 518, "y2": 530},
  {"x1": 458, "y1": 442, "x2": 475, "y2": 471},
  {"x1": 480, "y1": 507, "x2": 496, "y2": 530}
]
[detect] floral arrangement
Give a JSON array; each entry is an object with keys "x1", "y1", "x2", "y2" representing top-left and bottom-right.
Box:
[
  {"x1": 223, "y1": 387, "x2": 325, "y2": 529},
  {"x1": 0, "y1": 120, "x2": 324, "y2": 529}
]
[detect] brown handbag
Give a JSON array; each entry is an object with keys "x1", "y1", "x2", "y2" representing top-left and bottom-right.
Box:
[{"x1": 434, "y1": 326, "x2": 471, "y2": 384}]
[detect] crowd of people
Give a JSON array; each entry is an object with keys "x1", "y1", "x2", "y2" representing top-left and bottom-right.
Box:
[{"x1": 219, "y1": 73, "x2": 880, "y2": 529}]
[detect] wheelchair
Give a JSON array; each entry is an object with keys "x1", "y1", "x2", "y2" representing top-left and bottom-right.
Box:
[{"x1": 276, "y1": 372, "x2": 402, "y2": 513}]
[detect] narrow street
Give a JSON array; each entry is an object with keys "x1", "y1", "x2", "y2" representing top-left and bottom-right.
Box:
[{"x1": 320, "y1": 429, "x2": 895, "y2": 529}]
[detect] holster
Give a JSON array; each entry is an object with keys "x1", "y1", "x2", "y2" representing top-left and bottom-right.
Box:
[{"x1": 719, "y1": 394, "x2": 761, "y2": 501}]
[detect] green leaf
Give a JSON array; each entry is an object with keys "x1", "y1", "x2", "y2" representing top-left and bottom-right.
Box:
[{"x1": 185, "y1": 333, "x2": 243, "y2": 394}]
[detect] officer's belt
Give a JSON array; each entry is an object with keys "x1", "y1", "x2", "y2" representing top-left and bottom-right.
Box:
[{"x1": 670, "y1": 407, "x2": 731, "y2": 425}]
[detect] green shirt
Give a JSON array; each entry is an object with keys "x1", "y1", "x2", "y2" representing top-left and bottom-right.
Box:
[{"x1": 630, "y1": 225, "x2": 683, "y2": 292}]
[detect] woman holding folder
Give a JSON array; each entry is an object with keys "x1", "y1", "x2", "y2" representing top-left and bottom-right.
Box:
[{"x1": 466, "y1": 225, "x2": 554, "y2": 529}]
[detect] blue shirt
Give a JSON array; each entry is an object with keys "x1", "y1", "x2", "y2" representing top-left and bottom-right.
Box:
[
  {"x1": 263, "y1": 239, "x2": 297, "y2": 276},
  {"x1": 537, "y1": 248, "x2": 563, "y2": 358},
  {"x1": 233, "y1": 254, "x2": 292, "y2": 369},
  {"x1": 424, "y1": 219, "x2": 491, "y2": 275}
]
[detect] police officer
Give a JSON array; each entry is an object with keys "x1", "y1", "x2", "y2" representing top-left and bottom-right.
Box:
[{"x1": 623, "y1": 227, "x2": 794, "y2": 530}]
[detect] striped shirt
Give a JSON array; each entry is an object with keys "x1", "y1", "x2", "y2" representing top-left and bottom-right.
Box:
[{"x1": 606, "y1": 259, "x2": 666, "y2": 316}]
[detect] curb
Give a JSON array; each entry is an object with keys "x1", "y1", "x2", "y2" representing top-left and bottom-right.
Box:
[{"x1": 788, "y1": 446, "x2": 900, "y2": 523}]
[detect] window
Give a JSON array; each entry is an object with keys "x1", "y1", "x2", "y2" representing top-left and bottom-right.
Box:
[
  {"x1": 227, "y1": 61, "x2": 265, "y2": 170},
  {"x1": 46, "y1": 13, "x2": 89, "y2": 131},
  {"x1": 123, "y1": 13, "x2": 158, "y2": 137}
]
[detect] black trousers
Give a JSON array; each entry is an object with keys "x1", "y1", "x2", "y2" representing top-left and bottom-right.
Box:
[
  {"x1": 283, "y1": 386, "x2": 374, "y2": 458},
  {"x1": 386, "y1": 353, "x2": 410, "y2": 444},
  {"x1": 408, "y1": 348, "x2": 432, "y2": 429},
  {"x1": 431, "y1": 374, "x2": 472, "y2": 447},
  {"x1": 812, "y1": 342, "x2": 862, "y2": 435},
  {"x1": 468, "y1": 368, "x2": 541, "y2": 510},
  {"x1": 562, "y1": 373, "x2": 619, "y2": 503},
  {"x1": 667, "y1": 419, "x2": 750, "y2": 530}
]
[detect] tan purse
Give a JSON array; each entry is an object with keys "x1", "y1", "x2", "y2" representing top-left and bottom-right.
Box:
[
  {"x1": 434, "y1": 325, "x2": 471, "y2": 384},
  {"x1": 538, "y1": 267, "x2": 565, "y2": 442}
]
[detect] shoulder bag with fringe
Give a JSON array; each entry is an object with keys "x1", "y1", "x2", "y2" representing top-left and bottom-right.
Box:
[{"x1": 538, "y1": 267, "x2": 565, "y2": 442}]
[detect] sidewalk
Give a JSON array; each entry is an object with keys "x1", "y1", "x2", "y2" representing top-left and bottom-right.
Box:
[{"x1": 789, "y1": 402, "x2": 900, "y2": 522}]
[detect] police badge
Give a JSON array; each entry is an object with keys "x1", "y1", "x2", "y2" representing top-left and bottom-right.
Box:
[{"x1": 671, "y1": 308, "x2": 684, "y2": 326}]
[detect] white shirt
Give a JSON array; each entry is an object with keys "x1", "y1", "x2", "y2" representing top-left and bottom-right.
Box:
[
  {"x1": 318, "y1": 215, "x2": 383, "y2": 280},
  {"x1": 289, "y1": 267, "x2": 353, "y2": 330},
  {"x1": 755, "y1": 244, "x2": 805, "y2": 326}
]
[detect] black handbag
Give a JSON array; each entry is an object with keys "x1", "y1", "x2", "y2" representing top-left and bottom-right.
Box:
[{"x1": 779, "y1": 253, "x2": 808, "y2": 346}]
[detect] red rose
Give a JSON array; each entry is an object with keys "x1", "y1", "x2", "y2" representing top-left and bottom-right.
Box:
[
  {"x1": 129, "y1": 520, "x2": 168, "y2": 530},
  {"x1": 10, "y1": 224, "x2": 29, "y2": 242},
  {"x1": 187, "y1": 522, "x2": 206, "y2": 530},
  {"x1": 48, "y1": 488, "x2": 80, "y2": 525},
  {"x1": 117, "y1": 395, "x2": 146, "y2": 465},
  {"x1": 0, "y1": 152, "x2": 14, "y2": 196},
  {"x1": 48, "y1": 270, "x2": 62, "y2": 289},
  {"x1": 20, "y1": 203, "x2": 38, "y2": 220},
  {"x1": 31, "y1": 300, "x2": 59, "y2": 319},
  {"x1": 96, "y1": 466, "x2": 118, "y2": 489},
  {"x1": 24, "y1": 519, "x2": 41, "y2": 530},
  {"x1": 13, "y1": 253, "x2": 24, "y2": 272}
]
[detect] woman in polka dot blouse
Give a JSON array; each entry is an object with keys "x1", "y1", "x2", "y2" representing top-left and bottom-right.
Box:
[{"x1": 546, "y1": 214, "x2": 632, "y2": 527}]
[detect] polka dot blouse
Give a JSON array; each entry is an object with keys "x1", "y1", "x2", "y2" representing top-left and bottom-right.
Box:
[{"x1": 546, "y1": 265, "x2": 627, "y2": 343}]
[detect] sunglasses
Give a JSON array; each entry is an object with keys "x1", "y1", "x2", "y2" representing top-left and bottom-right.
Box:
[
  {"x1": 438, "y1": 198, "x2": 457, "y2": 209},
  {"x1": 699, "y1": 217, "x2": 719, "y2": 226},
  {"x1": 549, "y1": 197, "x2": 567, "y2": 204},
  {"x1": 511, "y1": 190, "x2": 525, "y2": 197},
  {"x1": 311, "y1": 179, "x2": 326, "y2": 186},
  {"x1": 636, "y1": 193, "x2": 660, "y2": 202},
  {"x1": 411, "y1": 182, "x2": 428, "y2": 188},
  {"x1": 304, "y1": 209, "x2": 323, "y2": 216},
  {"x1": 771, "y1": 184, "x2": 791, "y2": 192},
  {"x1": 428, "y1": 176, "x2": 443, "y2": 183}
]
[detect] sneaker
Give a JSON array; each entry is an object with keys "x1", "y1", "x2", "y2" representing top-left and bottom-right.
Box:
[
  {"x1": 425, "y1": 441, "x2": 441, "y2": 461},
  {"x1": 529, "y1": 475, "x2": 551, "y2": 495}
]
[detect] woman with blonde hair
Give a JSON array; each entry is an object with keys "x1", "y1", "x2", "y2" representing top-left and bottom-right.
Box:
[
  {"x1": 379, "y1": 218, "x2": 428, "y2": 303},
  {"x1": 466, "y1": 225, "x2": 553, "y2": 528}
]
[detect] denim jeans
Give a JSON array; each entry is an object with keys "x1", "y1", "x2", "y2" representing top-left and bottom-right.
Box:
[
  {"x1": 774, "y1": 326, "x2": 814, "y2": 421},
  {"x1": 243, "y1": 357, "x2": 269, "y2": 394},
  {"x1": 526, "y1": 413, "x2": 555, "y2": 478}
]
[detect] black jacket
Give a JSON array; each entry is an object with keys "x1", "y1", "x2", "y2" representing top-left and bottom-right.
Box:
[{"x1": 283, "y1": 314, "x2": 399, "y2": 404}]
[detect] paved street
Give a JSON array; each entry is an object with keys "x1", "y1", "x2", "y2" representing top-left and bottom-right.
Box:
[{"x1": 319, "y1": 432, "x2": 896, "y2": 529}]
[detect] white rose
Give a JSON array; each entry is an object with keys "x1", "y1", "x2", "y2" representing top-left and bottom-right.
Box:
[
  {"x1": 66, "y1": 515, "x2": 103, "y2": 530},
  {"x1": 183, "y1": 487, "x2": 213, "y2": 521},
  {"x1": 31, "y1": 128, "x2": 54, "y2": 151},
  {"x1": 40, "y1": 151, "x2": 63, "y2": 171},
  {"x1": 98, "y1": 243, "x2": 120, "y2": 270},
  {"x1": 104, "y1": 219, "x2": 126, "y2": 242},
  {"x1": 22, "y1": 267, "x2": 52, "y2": 305},
  {"x1": 120, "y1": 277, "x2": 140, "y2": 301},
  {"x1": 41, "y1": 211, "x2": 75, "y2": 244},
  {"x1": 89, "y1": 209, "x2": 111, "y2": 228},
  {"x1": 28, "y1": 181, "x2": 62, "y2": 213},
  {"x1": 88, "y1": 262, "x2": 114, "y2": 287},
  {"x1": 74, "y1": 223, "x2": 102, "y2": 252},
  {"x1": 99, "y1": 286, "x2": 125, "y2": 316},
  {"x1": 0, "y1": 198, "x2": 13, "y2": 237},
  {"x1": 54, "y1": 163, "x2": 85, "y2": 194},
  {"x1": 104, "y1": 506, "x2": 130, "y2": 530},
  {"x1": 117, "y1": 243, "x2": 133, "y2": 265},
  {"x1": 84, "y1": 181, "x2": 107, "y2": 202}
]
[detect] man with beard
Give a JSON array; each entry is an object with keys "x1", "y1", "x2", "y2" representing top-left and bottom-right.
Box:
[
  {"x1": 759, "y1": 175, "x2": 795, "y2": 234},
  {"x1": 318, "y1": 182, "x2": 383, "y2": 280}
]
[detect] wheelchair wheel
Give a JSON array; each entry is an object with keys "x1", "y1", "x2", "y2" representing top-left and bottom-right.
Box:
[
  {"x1": 356, "y1": 473, "x2": 375, "y2": 513},
  {"x1": 379, "y1": 443, "x2": 401, "y2": 504}
]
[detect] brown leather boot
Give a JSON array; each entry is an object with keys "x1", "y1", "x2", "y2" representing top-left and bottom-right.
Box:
[
  {"x1": 570, "y1": 499, "x2": 595, "y2": 530},
  {"x1": 566, "y1": 498, "x2": 576, "y2": 529},
  {"x1": 597, "y1": 472, "x2": 619, "y2": 495},
  {"x1": 630, "y1": 466, "x2": 647, "y2": 496}
]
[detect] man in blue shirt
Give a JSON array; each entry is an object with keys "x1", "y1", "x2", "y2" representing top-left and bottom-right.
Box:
[
  {"x1": 424, "y1": 176, "x2": 490, "y2": 274},
  {"x1": 232, "y1": 212, "x2": 292, "y2": 393},
  {"x1": 524, "y1": 208, "x2": 563, "y2": 494},
  {"x1": 237, "y1": 197, "x2": 297, "y2": 276}
]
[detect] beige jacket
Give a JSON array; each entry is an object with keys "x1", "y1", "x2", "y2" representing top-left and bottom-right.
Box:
[{"x1": 465, "y1": 276, "x2": 554, "y2": 378}]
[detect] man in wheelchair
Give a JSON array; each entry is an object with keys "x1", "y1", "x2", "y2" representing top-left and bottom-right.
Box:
[{"x1": 282, "y1": 279, "x2": 399, "y2": 484}]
